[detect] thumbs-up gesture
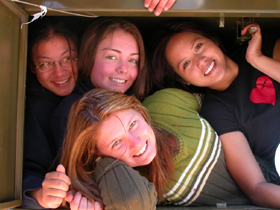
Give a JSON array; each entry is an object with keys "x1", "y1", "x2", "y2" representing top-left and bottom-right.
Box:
[{"x1": 33, "y1": 164, "x2": 71, "y2": 208}]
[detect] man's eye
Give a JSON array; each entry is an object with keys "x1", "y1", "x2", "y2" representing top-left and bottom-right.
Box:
[
  {"x1": 112, "y1": 140, "x2": 120, "y2": 148},
  {"x1": 196, "y1": 43, "x2": 203, "y2": 51},
  {"x1": 183, "y1": 61, "x2": 190, "y2": 69}
]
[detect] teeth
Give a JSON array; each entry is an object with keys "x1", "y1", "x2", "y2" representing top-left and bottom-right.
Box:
[
  {"x1": 111, "y1": 78, "x2": 126, "y2": 83},
  {"x1": 134, "y1": 143, "x2": 147, "y2": 156},
  {"x1": 55, "y1": 78, "x2": 69, "y2": 84},
  {"x1": 205, "y1": 61, "x2": 214, "y2": 75}
]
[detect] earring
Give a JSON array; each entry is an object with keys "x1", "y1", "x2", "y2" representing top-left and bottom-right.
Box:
[{"x1": 187, "y1": 82, "x2": 191, "y2": 86}]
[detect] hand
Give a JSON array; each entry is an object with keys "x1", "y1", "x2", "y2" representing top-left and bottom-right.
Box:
[
  {"x1": 66, "y1": 191, "x2": 103, "y2": 210},
  {"x1": 241, "y1": 23, "x2": 263, "y2": 64},
  {"x1": 32, "y1": 164, "x2": 71, "y2": 208},
  {"x1": 144, "y1": 0, "x2": 176, "y2": 16}
]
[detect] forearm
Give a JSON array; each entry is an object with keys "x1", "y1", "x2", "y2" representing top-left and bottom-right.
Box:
[
  {"x1": 249, "y1": 182, "x2": 280, "y2": 208},
  {"x1": 94, "y1": 157, "x2": 157, "y2": 210},
  {"x1": 247, "y1": 54, "x2": 280, "y2": 83},
  {"x1": 220, "y1": 132, "x2": 280, "y2": 208}
]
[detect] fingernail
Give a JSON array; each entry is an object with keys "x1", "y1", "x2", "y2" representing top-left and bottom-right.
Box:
[
  {"x1": 144, "y1": 4, "x2": 149, "y2": 8},
  {"x1": 155, "y1": 11, "x2": 160, "y2": 16},
  {"x1": 164, "y1": 7, "x2": 168, "y2": 11},
  {"x1": 148, "y1": 8, "x2": 153, "y2": 12}
]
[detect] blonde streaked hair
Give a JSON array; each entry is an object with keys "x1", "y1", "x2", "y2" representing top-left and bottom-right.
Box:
[{"x1": 60, "y1": 89, "x2": 174, "y2": 203}]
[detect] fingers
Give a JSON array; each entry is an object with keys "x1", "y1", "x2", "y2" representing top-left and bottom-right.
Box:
[
  {"x1": 241, "y1": 23, "x2": 261, "y2": 36},
  {"x1": 94, "y1": 201, "x2": 103, "y2": 210},
  {"x1": 69, "y1": 191, "x2": 103, "y2": 210},
  {"x1": 45, "y1": 165, "x2": 71, "y2": 186},
  {"x1": 65, "y1": 190, "x2": 74, "y2": 203},
  {"x1": 42, "y1": 195, "x2": 64, "y2": 209},
  {"x1": 70, "y1": 192, "x2": 92, "y2": 210},
  {"x1": 70, "y1": 191, "x2": 83, "y2": 210},
  {"x1": 87, "y1": 200, "x2": 94, "y2": 210},
  {"x1": 56, "y1": 164, "x2": 66, "y2": 174},
  {"x1": 78, "y1": 197, "x2": 88, "y2": 210},
  {"x1": 40, "y1": 167, "x2": 72, "y2": 208},
  {"x1": 144, "y1": 0, "x2": 176, "y2": 16}
]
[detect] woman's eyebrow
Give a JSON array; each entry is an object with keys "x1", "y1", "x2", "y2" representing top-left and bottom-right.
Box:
[
  {"x1": 37, "y1": 49, "x2": 76, "y2": 59},
  {"x1": 103, "y1": 48, "x2": 121, "y2": 53},
  {"x1": 102, "y1": 48, "x2": 139, "y2": 56}
]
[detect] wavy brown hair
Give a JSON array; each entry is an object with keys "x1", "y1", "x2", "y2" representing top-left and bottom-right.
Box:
[
  {"x1": 60, "y1": 89, "x2": 174, "y2": 203},
  {"x1": 78, "y1": 18, "x2": 149, "y2": 101}
]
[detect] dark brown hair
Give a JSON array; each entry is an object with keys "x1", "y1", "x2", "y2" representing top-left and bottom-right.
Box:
[
  {"x1": 28, "y1": 17, "x2": 79, "y2": 70},
  {"x1": 151, "y1": 21, "x2": 225, "y2": 94}
]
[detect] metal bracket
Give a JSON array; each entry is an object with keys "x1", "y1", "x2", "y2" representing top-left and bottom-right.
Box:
[
  {"x1": 236, "y1": 17, "x2": 255, "y2": 44},
  {"x1": 219, "y1": 13, "x2": 225, "y2": 28}
]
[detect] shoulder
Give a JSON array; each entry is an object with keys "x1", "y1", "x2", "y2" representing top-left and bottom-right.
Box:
[
  {"x1": 51, "y1": 92, "x2": 82, "y2": 118},
  {"x1": 143, "y1": 88, "x2": 202, "y2": 113}
]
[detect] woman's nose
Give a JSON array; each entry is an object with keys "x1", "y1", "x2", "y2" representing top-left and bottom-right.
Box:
[
  {"x1": 53, "y1": 62, "x2": 66, "y2": 76},
  {"x1": 116, "y1": 60, "x2": 128, "y2": 74},
  {"x1": 128, "y1": 135, "x2": 142, "y2": 149},
  {"x1": 195, "y1": 55, "x2": 206, "y2": 69}
]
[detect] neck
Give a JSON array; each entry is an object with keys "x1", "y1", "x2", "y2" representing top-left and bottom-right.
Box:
[{"x1": 212, "y1": 55, "x2": 239, "y2": 91}]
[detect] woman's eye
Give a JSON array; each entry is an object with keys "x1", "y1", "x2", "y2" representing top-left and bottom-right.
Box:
[
  {"x1": 183, "y1": 61, "x2": 190, "y2": 69},
  {"x1": 129, "y1": 59, "x2": 138, "y2": 64},
  {"x1": 40, "y1": 62, "x2": 51, "y2": 68},
  {"x1": 63, "y1": 57, "x2": 71, "y2": 61},
  {"x1": 195, "y1": 43, "x2": 203, "y2": 51},
  {"x1": 129, "y1": 121, "x2": 136, "y2": 129},
  {"x1": 112, "y1": 140, "x2": 120, "y2": 148},
  {"x1": 107, "y1": 55, "x2": 116, "y2": 60}
]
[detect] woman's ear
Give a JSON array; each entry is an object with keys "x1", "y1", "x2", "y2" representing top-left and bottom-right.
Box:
[
  {"x1": 30, "y1": 64, "x2": 36, "y2": 73},
  {"x1": 95, "y1": 150, "x2": 101, "y2": 156},
  {"x1": 176, "y1": 77, "x2": 190, "y2": 85}
]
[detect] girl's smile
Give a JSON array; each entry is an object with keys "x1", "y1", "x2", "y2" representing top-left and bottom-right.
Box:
[{"x1": 96, "y1": 108, "x2": 156, "y2": 167}]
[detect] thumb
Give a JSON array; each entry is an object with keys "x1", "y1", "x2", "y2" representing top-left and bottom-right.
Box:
[
  {"x1": 56, "y1": 164, "x2": 66, "y2": 174},
  {"x1": 65, "y1": 191, "x2": 74, "y2": 203}
]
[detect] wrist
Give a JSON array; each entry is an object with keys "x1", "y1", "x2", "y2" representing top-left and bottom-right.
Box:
[
  {"x1": 29, "y1": 188, "x2": 47, "y2": 208},
  {"x1": 246, "y1": 52, "x2": 264, "y2": 68}
]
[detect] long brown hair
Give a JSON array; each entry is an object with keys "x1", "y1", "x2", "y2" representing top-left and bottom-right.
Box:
[
  {"x1": 60, "y1": 89, "x2": 174, "y2": 202},
  {"x1": 78, "y1": 18, "x2": 149, "y2": 101}
]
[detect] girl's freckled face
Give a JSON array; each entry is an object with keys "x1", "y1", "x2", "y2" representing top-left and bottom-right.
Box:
[
  {"x1": 165, "y1": 32, "x2": 227, "y2": 89},
  {"x1": 90, "y1": 29, "x2": 139, "y2": 93},
  {"x1": 96, "y1": 108, "x2": 156, "y2": 167}
]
